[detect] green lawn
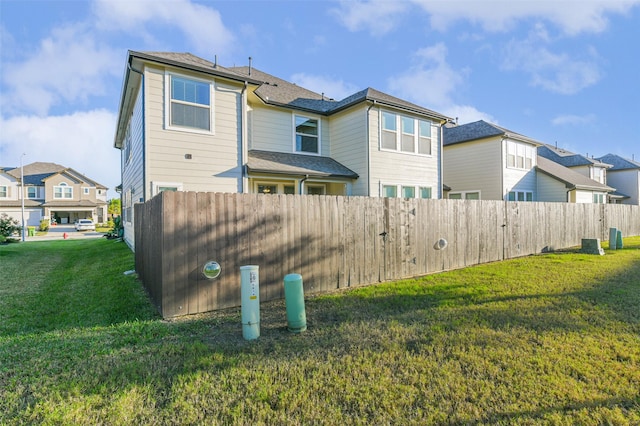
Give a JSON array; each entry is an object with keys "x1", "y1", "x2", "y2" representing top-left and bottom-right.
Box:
[{"x1": 1, "y1": 237, "x2": 639, "y2": 425}]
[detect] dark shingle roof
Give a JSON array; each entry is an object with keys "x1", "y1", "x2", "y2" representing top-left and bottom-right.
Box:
[
  {"x1": 127, "y1": 52, "x2": 450, "y2": 121},
  {"x1": 228, "y1": 67, "x2": 450, "y2": 120},
  {"x1": 538, "y1": 144, "x2": 612, "y2": 168},
  {"x1": 536, "y1": 156, "x2": 614, "y2": 192},
  {"x1": 444, "y1": 120, "x2": 543, "y2": 146},
  {"x1": 129, "y1": 51, "x2": 262, "y2": 84},
  {"x1": 247, "y1": 150, "x2": 358, "y2": 179},
  {"x1": 595, "y1": 153, "x2": 640, "y2": 171}
]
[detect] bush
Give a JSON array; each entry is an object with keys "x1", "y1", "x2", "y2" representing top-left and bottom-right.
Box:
[
  {"x1": 0, "y1": 213, "x2": 22, "y2": 238},
  {"x1": 39, "y1": 219, "x2": 50, "y2": 232}
]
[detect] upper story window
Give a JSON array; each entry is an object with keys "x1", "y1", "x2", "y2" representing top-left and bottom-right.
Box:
[
  {"x1": 166, "y1": 73, "x2": 213, "y2": 133},
  {"x1": 294, "y1": 115, "x2": 319, "y2": 154},
  {"x1": 27, "y1": 187, "x2": 37, "y2": 198},
  {"x1": 123, "y1": 124, "x2": 132, "y2": 165},
  {"x1": 83, "y1": 187, "x2": 90, "y2": 195},
  {"x1": 506, "y1": 141, "x2": 535, "y2": 170},
  {"x1": 0, "y1": 186, "x2": 7, "y2": 198},
  {"x1": 381, "y1": 111, "x2": 434, "y2": 155},
  {"x1": 54, "y1": 182, "x2": 73, "y2": 199}
]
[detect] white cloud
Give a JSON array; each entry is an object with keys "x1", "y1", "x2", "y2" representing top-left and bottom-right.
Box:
[
  {"x1": 552, "y1": 113, "x2": 597, "y2": 125},
  {"x1": 501, "y1": 27, "x2": 602, "y2": 94},
  {"x1": 333, "y1": 0, "x2": 639, "y2": 35},
  {"x1": 386, "y1": 43, "x2": 494, "y2": 124},
  {"x1": 330, "y1": 0, "x2": 409, "y2": 36},
  {"x1": 92, "y1": 0, "x2": 235, "y2": 56},
  {"x1": 0, "y1": 110, "x2": 121, "y2": 197},
  {"x1": 1, "y1": 23, "x2": 121, "y2": 116},
  {"x1": 289, "y1": 73, "x2": 359, "y2": 101}
]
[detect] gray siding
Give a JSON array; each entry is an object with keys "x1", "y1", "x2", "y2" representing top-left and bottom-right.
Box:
[
  {"x1": 369, "y1": 107, "x2": 440, "y2": 197},
  {"x1": 537, "y1": 172, "x2": 567, "y2": 202},
  {"x1": 329, "y1": 105, "x2": 369, "y2": 196},
  {"x1": 144, "y1": 66, "x2": 243, "y2": 195},
  {"x1": 607, "y1": 170, "x2": 640, "y2": 205},
  {"x1": 443, "y1": 138, "x2": 502, "y2": 200}
]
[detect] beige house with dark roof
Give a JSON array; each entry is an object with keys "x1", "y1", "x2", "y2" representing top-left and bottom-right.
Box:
[
  {"x1": 114, "y1": 51, "x2": 451, "y2": 248},
  {"x1": 0, "y1": 162, "x2": 108, "y2": 226}
]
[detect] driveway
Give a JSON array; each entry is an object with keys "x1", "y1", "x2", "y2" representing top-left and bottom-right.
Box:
[{"x1": 26, "y1": 224, "x2": 105, "y2": 241}]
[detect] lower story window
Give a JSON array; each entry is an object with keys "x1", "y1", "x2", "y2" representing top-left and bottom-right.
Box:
[
  {"x1": 593, "y1": 193, "x2": 605, "y2": 204},
  {"x1": 383, "y1": 184, "x2": 434, "y2": 199},
  {"x1": 449, "y1": 191, "x2": 480, "y2": 200},
  {"x1": 508, "y1": 190, "x2": 533, "y2": 201}
]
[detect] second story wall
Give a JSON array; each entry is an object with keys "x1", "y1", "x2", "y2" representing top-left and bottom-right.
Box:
[
  {"x1": 369, "y1": 107, "x2": 441, "y2": 198},
  {"x1": 144, "y1": 64, "x2": 244, "y2": 195},
  {"x1": 0, "y1": 173, "x2": 19, "y2": 200},
  {"x1": 444, "y1": 138, "x2": 502, "y2": 200},
  {"x1": 329, "y1": 105, "x2": 368, "y2": 196},
  {"x1": 248, "y1": 102, "x2": 330, "y2": 157},
  {"x1": 607, "y1": 169, "x2": 640, "y2": 205}
]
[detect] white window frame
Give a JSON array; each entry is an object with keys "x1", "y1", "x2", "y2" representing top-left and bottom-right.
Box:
[
  {"x1": 449, "y1": 191, "x2": 481, "y2": 200},
  {"x1": 152, "y1": 181, "x2": 184, "y2": 196},
  {"x1": 164, "y1": 72, "x2": 215, "y2": 135},
  {"x1": 0, "y1": 185, "x2": 7, "y2": 198},
  {"x1": 379, "y1": 110, "x2": 434, "y2": 157},
  {"x1": 27, "y1": 187, "x2": 37, "y2": 198},
  {"x1": 381, "y1": 184, "x2": 434, "y2": 199},
  {"x1": 305, "y1": 184, "x2": 326, "y2": 195},
  {"x1": 506, "y1": 141, "x2": 535, "y2": 170},
  {"x1": 593, "y1": 193, "x2": 606, "y2": 204},
  {"x1": 507, "y1": 190, "x2": 533, "y2": 202},
  {"x1": 83, "y1": 187, "x2": 90, "y2": 195},
  {"x1": 54, "y1": 182, "x2": 73, "y2": 199},
  {"x1": 293, "y1": 114, "x2": 321, "y2": 155}
]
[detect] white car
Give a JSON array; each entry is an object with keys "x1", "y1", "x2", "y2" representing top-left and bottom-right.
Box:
[{"x1": 75, "y1": 219, "x2": 96, "y2": 231}]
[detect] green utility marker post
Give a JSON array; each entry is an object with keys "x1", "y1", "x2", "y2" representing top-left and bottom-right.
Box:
[{"x1": 284, "y1": 274, "x2": 307, "y2": 333}]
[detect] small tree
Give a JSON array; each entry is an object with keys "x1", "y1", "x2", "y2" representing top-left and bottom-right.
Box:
[
  {"x1": 108, "y1": 198, "x2": 121, "y2": 219},
  {"x1": 0, "y1": 213, "x2": 22, "y2": 239}
]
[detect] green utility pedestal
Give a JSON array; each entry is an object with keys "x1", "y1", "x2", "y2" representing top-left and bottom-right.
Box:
[{"x1": 284, "y1": 274, "x2": 307, "y2": 333}]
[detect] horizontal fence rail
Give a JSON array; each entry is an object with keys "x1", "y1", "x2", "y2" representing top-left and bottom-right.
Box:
[{"x1": 134, "y1": 192, "x2": 640, "y2": 318}]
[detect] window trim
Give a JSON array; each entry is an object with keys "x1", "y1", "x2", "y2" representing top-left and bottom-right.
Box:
[
  {"x1": 379, "y1": 110, "x2": 435, "y2": 157},
  {"x1": 506, "y1": 140, "x2": 535, "y2": 170},
  {"x1": 152, "y1": 181, "x2": 183, "y2": 196},
  {"x1": 292, "y1": 114, "x2": 321, "y2": 155},
  {"x1": 507, "y1": 190, "x2": 533, "y2": 202},
  {"x1": 253, "y1": 180, "x2": 297, "y2": 195},
  {"x1": 449, "y1": 190, "x2": 481, "y2": 200},
  {"x1": 164, "y1": 71, "x2": 215, "y2": 135},
  {"x1": 381, "y1": 183, "x2": 434, "y2": 199},
  {"x1": 54, "y1": 182, "x2": 73, "y2": 199},
  {"x1": 27, "y1": 187, "x2": 37, "y2": 198}
]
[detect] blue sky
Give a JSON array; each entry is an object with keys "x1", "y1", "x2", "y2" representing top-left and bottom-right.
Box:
[{"x1": 1, "y1": 0, "x2": 639, "y2": 197}]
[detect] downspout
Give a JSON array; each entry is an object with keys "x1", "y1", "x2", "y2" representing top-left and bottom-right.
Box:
[
  {"x1": 439, "y1": 120, "x2": 445, "y2": 199},
  {"x1": 366, "y1": 100, "x2": 376, "y2": 196},
  {"x1": 241, "y1": 81, "x2": 248, "y2": 193},
  {"x1": 299, "y1": 174, "x2": 309, "y2": 194}
]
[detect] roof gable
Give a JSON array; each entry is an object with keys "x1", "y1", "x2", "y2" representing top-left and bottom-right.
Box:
[
  {"x1": 536, "y1": 156, "x2": 613, "y2": 192},
  {"x1": 596, "y1": 153, "x2": 640, "y2": 171},
  {"x1": 538, "y1": 144, "x2": 612, "y2": 168}
]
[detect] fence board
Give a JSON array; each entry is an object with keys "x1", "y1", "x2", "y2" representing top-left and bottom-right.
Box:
[{"x1": 135, "y1": 192, "x2": 640, "y2": 318}]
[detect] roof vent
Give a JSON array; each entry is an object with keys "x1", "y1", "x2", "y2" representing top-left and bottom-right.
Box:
[{"x1": 248, "y1": 56, "x2": 252, "y2": 76}]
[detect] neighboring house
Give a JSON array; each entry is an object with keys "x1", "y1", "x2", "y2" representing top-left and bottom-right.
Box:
[
  {"x1": 114, "y1": 51, "x2": 450, "y2": 248},
  {"x1": 536, "y1": 156, "x2": 614, "y2": 203},
  {"x1": 0, "y1": 162, "x2": 108, "y2": 226},
  {"x1": 538, "y1": 144, "x2": 612, "y2": 186},
  {"x1": 596, "y1": 154, "x2": 640, "y2": 205},
  {"x1": 443, "y1": 120, "x2": 541, "y2": 201}
]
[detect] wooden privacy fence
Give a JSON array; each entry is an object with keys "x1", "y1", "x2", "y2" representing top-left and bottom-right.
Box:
[{"x1": 135, "y1": 192, "x2": 640, "y2": 318}]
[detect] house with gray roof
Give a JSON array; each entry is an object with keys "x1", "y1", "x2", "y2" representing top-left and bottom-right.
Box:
[
  {"x1": 442, "y1": 120, "x2": 542, "y2": 201},
  {"x1": 114, "y1": 50, "x2": 451, "y2": 248},
  {"x1": 538, "y1": 144, "x2": 612, "y2": 187},
  {"x1": 0, "y1": 162, "x2": 108, "y2": 227},
  {"x1": 595, "y1": 153, "x2": 640, "y2": 205},
  {"x1": 536, "y1": 156, "x2": 614, "y2": 203}
]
